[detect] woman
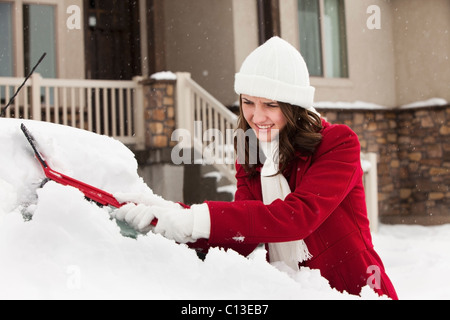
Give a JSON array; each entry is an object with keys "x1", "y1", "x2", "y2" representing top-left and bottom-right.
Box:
[{"x1": 113, "y1": 37, "x2": 398, "y2": 299}]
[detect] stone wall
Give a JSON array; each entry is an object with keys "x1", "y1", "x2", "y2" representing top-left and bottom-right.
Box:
[
  {"x1": 135, "y1": 78, "x2": 184, "y2": 203},
  {"x1": 318, "y1": 105, "x2": 450, "y2": 225},
  {"x1": 141, "y1": 78, "x2": 177, "y2": 150}
]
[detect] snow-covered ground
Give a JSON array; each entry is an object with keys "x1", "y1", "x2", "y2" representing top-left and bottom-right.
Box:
[
  {"x1": 372, "y1": 223, "x2": 450, "y2": 299},
  {"x1": 0, "y1": 118, "x2": 449, "y2": 300}
]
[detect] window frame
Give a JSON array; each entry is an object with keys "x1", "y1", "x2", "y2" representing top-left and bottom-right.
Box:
[
  {"x1": 298, "y1": 0, "x2": 349, "y2": 79},
  {"x1": 23, "y1": 3, "x2": 57, "y2": 79},
  {"x1": 0, "y1": 0, "x2": 59, "y2": 78},
  {"x1": 0, "y1": 1, "x2": 15, "y2": 77}
]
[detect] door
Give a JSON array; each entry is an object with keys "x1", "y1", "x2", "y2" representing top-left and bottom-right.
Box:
[{"x1": 84, "y1": 0, "x2": 141, "y2": 80}]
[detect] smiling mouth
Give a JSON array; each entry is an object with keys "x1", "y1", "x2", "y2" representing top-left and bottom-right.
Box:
[{"x1": 256, "y1": 124, "x2": 274, "y2": 130}]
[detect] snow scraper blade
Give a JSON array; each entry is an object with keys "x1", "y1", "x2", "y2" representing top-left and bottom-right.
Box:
[{"x1": 20, "y1": 123, "x2": 157, "y2": 227}]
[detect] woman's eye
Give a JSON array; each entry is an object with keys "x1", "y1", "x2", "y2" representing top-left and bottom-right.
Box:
[{"x1": 242, "y1": 100, "x2": 253, "y2": 105}]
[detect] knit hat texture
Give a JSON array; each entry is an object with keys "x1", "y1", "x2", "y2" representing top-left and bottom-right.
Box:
[{"x1": 235, "y1": 37, "x2": 317, "y2": 114}]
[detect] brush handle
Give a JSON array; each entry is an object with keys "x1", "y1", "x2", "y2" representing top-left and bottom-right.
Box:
[{"x1": 21, "y1": 123, "x2": 157, "y2": 227}]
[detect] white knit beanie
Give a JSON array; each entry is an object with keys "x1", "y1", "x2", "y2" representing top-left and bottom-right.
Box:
[{"x1": 235, "y1": 37, "x2": 319, "y2": 115}]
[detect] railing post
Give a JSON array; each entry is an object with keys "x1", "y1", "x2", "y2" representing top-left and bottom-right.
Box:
[
  {"x1": 31, "y1": 73, "x2": 42, "y2": 121},
  {"x1": 133, "y1": 76, "x2": 145, "y2": 150},
  {"x1": 175, "y1": 72, "x2": 194, "y2": 148},
  {"x1": 363, "y1": 152, "x2": 379, "y2": 233}
]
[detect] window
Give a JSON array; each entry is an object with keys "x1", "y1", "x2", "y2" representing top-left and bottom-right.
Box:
[
  {"x1": 298, "y1": 0, "x2": 348, "y2": 78},
  {"x1": 23, "y1": 4, "x2": 56, "y2": 79},
  {"x1": 0, "y1": 2, "x2": 57, "y2": 79},
  {"x1": 0, "y1": 2, "x2": 13, "y2": 78},
  {"x1": 0, "y1": 2, "x2": 13, "y2": 103},
  {"x1": 0, "y1": 1, "x2": 57, "y2": 104}
]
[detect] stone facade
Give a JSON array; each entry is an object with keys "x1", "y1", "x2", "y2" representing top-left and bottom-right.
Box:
[
  {"x1": 136, "y1": 78, "x2": 183, "y2": 203},
  {"x1": 318, "y1": 105, "x2": 450, "y2": 225},
  {"x1": 141, "y1": 78, "x2": 177, "y2": 150}
]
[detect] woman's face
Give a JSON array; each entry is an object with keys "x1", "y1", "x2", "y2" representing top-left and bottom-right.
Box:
[{"x1": 241, "y1": 94, "x2": 287, "y2": 142}]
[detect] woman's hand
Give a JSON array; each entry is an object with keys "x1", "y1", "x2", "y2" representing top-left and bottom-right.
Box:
[
  {"x1": 153, "y1": 206, "x2": 196, "y2": 243},
  {"x1": 112, "y1": 203, "x2": 157, "y2": 234},
  {"x1": 114, "y1": 191, "x2": 183, "y2": 209},
  {"x1": 112, "y1": 203, "x2": 211, "y2": 243}
]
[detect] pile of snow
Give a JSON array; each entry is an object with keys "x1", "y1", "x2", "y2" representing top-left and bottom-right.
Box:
[
  {"x1": 315, "y1": 100, "x2": 388, "y2": 110},
  {"x1": 0, "y1": 118, "x2": 449, "y2": 300},
  {"x1": 150, "y1": 71, "x2": 177, "y2": 81},
  {"x1": 0, "y1": 119, "x2": 380, "y2": 300},
  {"x1": 315, "y1": 98, "x2": 449, "y2": 111},
  {"x1": 399, "y1": 98, "x2": 448, "y2": 109}
]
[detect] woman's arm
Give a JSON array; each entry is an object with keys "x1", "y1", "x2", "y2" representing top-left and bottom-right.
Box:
[
  {"x1": 187, "y1": 162, "x2": 260, "y2": 257},
  {"x1": 206, "y1": 124, "x2": 363, "y2": 245}
]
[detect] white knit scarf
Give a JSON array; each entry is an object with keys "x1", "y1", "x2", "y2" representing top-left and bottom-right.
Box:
[{"x1": 259, "y1": 139, "x2": 311, "y2": 271}]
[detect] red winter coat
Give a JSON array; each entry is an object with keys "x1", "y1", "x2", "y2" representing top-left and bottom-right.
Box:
[{"x1": 193, "y1": 120, "x2": 398, "y2": 299}]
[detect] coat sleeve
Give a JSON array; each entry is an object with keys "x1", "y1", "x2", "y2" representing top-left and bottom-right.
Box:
[
  {"x1": 186, "y1": 162, "x2": 260, "y2": 257},
  {"x1": 206, "y1": 124, "x2": 363, "y2": 245},
  {"x1": 233, "y1": 162, "x2": 258, "y2": 201}
]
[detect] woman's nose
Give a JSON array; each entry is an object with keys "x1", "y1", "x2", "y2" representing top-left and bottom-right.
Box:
[{"x1": 252, "y1": 104, "x2": 267, "y2": 123}]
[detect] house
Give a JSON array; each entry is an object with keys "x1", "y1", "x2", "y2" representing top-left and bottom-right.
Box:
[{"x1": 0, "y1": 0, "x2": 449, "y2": 225}]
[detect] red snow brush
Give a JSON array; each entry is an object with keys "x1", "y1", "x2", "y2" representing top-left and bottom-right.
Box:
[{"x1": 20, "y1": 123, "x2": 157, "y2": 227}]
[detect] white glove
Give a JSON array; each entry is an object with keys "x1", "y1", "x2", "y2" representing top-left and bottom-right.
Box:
[
  {"x1": 112, "y1": 203, "x2": 211, "y2": 243},
  {"x1": 112, "y1": 203, "x2": 156, "y2": 234},
  {"x1": 114, "y1": 191, "x2": 182, "y2": 209},
  {"x1": 154, "y1": 203, "x2": 211, "y2": 243},
  {"x1": 153, "y1": 206, "x2": 195, "y2": 243}
]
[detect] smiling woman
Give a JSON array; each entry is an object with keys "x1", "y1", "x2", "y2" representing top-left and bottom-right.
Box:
[
  {"x1": 113, "y1": 37, "x2": 398, "y2": 300},
  {"x1": 240, "y1": 95, "x2": 286, "y2": 142},
  {"x1": 236, "y1": 96, "x2": 322, "y2": 177}
]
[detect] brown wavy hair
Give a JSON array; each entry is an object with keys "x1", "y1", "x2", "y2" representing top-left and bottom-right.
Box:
[{"x1": 234, "y1": 97, "x2": 323, "y2": 177}]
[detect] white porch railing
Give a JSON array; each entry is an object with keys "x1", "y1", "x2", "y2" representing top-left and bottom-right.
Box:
[
  {"x1": 361, "y1": 152, "x2": 379, "y2": 232},
  {"x1": 176, "y1": 72, "x2": 238, "y2": 182},
  {"x1": 0, "y1": 74, "x2": 145, "y2": 150}
]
